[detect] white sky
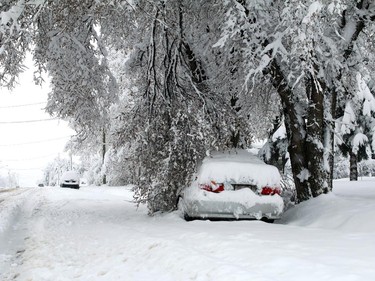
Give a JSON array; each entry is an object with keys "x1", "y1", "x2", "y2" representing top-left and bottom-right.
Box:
[{"x1": 0, "y1": 58, "x2": 75, "y2": 187}]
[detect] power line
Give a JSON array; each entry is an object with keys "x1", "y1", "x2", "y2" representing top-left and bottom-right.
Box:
[
  {"x1": 0, "y1": 118, "x2": 58, "y2": 124},
  {"x1": 0, "y1": 102, "x2": 46, "y2": 109},
  {"x1": 2, "y1": 153, "x2": 58, "y2": 162},
  {"x1": 0, "y1": 136, "x2": 72, "y2": 147},
  {"x1": 3, "y1": 167, "x2": 45, "y2": 171}
]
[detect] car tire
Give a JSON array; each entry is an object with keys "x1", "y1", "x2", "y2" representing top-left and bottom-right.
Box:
[
  {"x1": 177, "y1": 197, "x2": 192, "y2": 221},
  {"x1": 183, "y1": 213, "x2": 193, "y2": 221},
  {"x1": 261, "y1": 218, "x2": 275, "y2": 223}
]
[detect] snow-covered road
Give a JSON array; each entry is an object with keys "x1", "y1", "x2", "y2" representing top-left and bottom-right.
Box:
[{"x1": 1, "y1": 181, "x2": 375, "y2": 281}]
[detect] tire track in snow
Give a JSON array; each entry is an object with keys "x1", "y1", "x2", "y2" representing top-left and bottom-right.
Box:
[{"x1": 0, "y1": 188, "x2": 45, "y2": 280}]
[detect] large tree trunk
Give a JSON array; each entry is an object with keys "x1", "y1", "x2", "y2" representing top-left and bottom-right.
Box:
[
  {"x1": 327, "y1": 87, "x2": 339, "y2": 192},
  {"x1": 268, "y1": 59, "x2": 311, "y2": 202},
  {"x1": 268, "y1": 59, "x2": 332, "y2": 203},
  {"x1": 239, "y1": 0, "x2": 372, "y2": 203},
  {"x1": 305, "y1": 72, "x2": 330, "y2": 197},
  {"x1": 349, "y1": 151, "x2": 358, "y2": 181},
  {"x1": 102, "y1": 129, "x2": 107, "y2": 185}
]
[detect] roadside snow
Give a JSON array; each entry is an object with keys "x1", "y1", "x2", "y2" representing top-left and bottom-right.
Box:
[
  {"x1": 0, "y1": 188, "x2": 35, "y2": 233},
  {"x1": 0, "y1": 179, "x2": 375, "y2": 281},
  {"x1": 281, "y1": 178, "x2": 375, "y2": 233}
]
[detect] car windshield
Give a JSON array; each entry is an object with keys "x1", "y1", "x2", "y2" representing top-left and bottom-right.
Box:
[{"x1": 61, "y1": 171, "x2": 80, "y2": 181}]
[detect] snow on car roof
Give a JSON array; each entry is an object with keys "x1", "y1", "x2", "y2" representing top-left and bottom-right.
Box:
[
  {"x1": 61, "y1": 171, "x2": 80, "y2": 181},
  {"x1": 197, "y1": 149, "x2": 281, "y2": 187}
]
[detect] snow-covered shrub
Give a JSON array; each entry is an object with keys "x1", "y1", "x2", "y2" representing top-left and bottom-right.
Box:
[
  {"x1": 104, "y1": 147, "x2": 136, "y2": 186},
  {"x1": 358, "y1": 159, "x2": 375, "y2": 177},
  {"x1": 280, "y1": 173, "x2": 296, "y2": 211},
  {"x1": 114, "y1": 100, "x2": 238, "y2": 214},
  {"x1": 334, "y1": 154, "x2": 375, "y2": 180}
]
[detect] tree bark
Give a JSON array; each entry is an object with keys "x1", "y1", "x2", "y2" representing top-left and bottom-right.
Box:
[
  {"x1": 349, "y1": 151, "x2": 358, "y2": 181},
  {"x1": 268, "y1": 59, "x2": 311, "y2": 202},
  {"x1": 268, "y1": 2, "x2": 372, "y2": 202},
  {"x1": 102, "y1": 129, "x2": 107, "y2": 185},
  {"x1": 305, "y1": 71, "x2": 330, "y2": 197}
]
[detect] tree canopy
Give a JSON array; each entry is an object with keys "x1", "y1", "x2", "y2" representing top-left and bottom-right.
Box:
[{"x1": 1, "y1": 0, "x2": 374, "y2": 211}]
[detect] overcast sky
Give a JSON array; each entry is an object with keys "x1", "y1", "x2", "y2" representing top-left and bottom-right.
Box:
[{"x1": 0, "y1": 58, "x2": 75, "y2": 187}]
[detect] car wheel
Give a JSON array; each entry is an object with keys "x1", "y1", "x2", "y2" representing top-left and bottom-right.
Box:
[
  {"x1": 183, "y1": 213, "x2": 193, "y2": 221},
  {"x1": 261, "y1": 218, "x2": 275, "y2": 223},
  {"x1": 177, "y1": 197, "x2": 192, "y2": 221}
]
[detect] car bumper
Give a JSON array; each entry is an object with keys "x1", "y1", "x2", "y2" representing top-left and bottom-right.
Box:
[
  {"x1": 179, "y1": 198, "x2": 283, "y2": 220},
  {"x1": 60, "y1": 184, "x2": 80, "y2": 189}
]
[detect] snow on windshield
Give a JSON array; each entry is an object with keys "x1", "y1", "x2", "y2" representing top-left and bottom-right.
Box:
[{"x1": 61, "y1": 171, "x2": 80, "y2": 181}]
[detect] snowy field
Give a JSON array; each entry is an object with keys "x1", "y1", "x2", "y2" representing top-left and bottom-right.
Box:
[{"x1": 1, "y1": 179, "x2": 375, "y2": 281}]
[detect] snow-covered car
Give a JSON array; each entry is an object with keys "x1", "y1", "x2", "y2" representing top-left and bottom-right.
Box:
[
  {"x1": 178, "y1": 149, "x2": 284, "y2": 222},
  {"x1": 60, "y1": 171, "x2": 80, "y2": 189}
]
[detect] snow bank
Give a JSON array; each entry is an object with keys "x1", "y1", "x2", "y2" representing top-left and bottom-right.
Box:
[
  {"x1": 1, "y1": 181, "x2": 375, "y2": 281},
  {"x1": 0, "y1": 188, "x2": 34, "y2": 233},
  {"x1": 279, "y1": 177, "x2": 375, "y2": 233}
]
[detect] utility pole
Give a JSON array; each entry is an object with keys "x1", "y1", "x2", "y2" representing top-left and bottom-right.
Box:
[
  {"x1": 70, "y1": 152, "x2": 73, "y2": 170},
  {"x1": 102, "y1": 128, "x2": 107, "y2": 185}
]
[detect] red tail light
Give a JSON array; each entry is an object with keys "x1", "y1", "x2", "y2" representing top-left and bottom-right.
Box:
[
  {"x1": 261, "y1": 186, "x2": 281, "y2": 196},
  {"x1": 200, "y1": 181, "x2": 224, "y2": 193}
]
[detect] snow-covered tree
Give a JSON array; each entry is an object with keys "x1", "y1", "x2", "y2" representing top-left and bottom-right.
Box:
[
  {"x1": 3, "y1": 0, "x2": 374, "y2": 210},
  {"x1": 259, "y1": 115, "x2": 289, "y2": 173},
  {"x1": 216, "y1": 0, "x2": 375, "y2": 202},
  {"x1": 0, "y1": 0, "x2": 36, "y2": 88},
  {"x1": 43, "y1": 156, "x2": 81, "y2": 186},
  {"x1": 1, "y1": 1, "x2": 119, "y2": 185},
  {"x1": 109, "y1": 0, "x2": 253, "y2": 213},
  {"x1": 337, "y1": 73, "x2": 375, "y2": 180}
]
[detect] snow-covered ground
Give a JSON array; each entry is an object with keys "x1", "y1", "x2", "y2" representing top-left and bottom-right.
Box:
[{"x1": 1, "y1": 179, "x2": 375, "y2": 281}]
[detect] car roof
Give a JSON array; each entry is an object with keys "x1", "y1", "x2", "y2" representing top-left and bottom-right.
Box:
[
  {"x1": 197, "y1": 149, "x2": 281, "y2": 187},
  {"x1": 61, "y1": 171, "x2": 80, "y2": 180}
]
